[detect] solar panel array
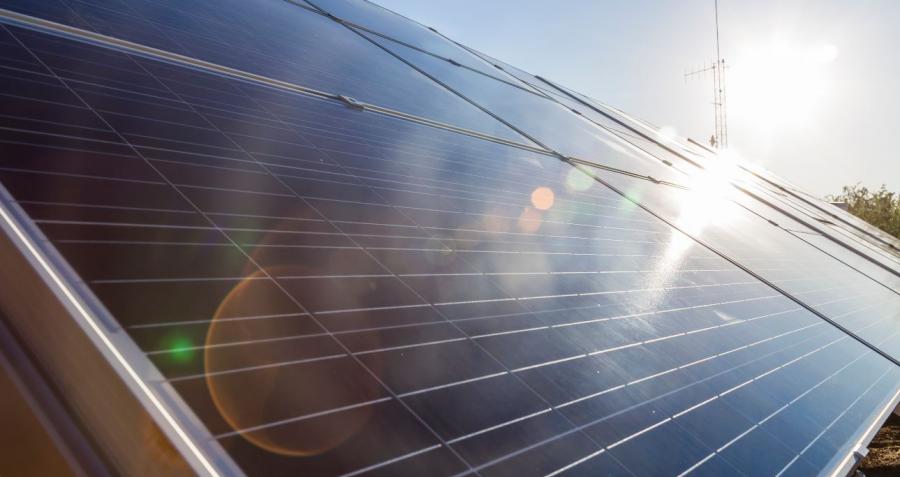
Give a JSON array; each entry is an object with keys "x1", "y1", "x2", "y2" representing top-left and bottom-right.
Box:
[{"x1": 0, "y1": 0, "x2": 898, "y2": 475}]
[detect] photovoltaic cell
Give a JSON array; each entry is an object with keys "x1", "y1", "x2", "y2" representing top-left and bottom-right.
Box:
[
  {"x1": 734, "y1": 182, "x2": 900, "y2": 292},
  {"x1": 359, "y1": 22, "x2": 897, "y2": 298},
  {"x1": 582, "y1": 166, "x2": 900, "y2": 357},
  {"x1": 0, "y1": 1, "x2": 898, "y2": 477},
  {"x1": 503, "y1": 67, "x2": 896, "y2": 267},
  {"x1": 740, "y1": 178, "x2": 900, "y2": 277},
  {"x1": 353, "y1": 28, "x2": 690, "y2": 185},
  {"x1": 542, "y1": 77, "x2": 715, "y2": 156},
  {"x1": 0, "y1": 0, "x2": 531, "y2": 143},
  {"x1": 506, "y1": 68, "x2": 900, "y2": 296},
  {"x1": 495, "y1": 66, "x2": 900, "y2": 280},
  {"x1": 303, "y1": 0, "x2": 540, "y2": 92},
  {"x1": 454, "y1": 44, "x2": 703, "y2": 164},
  {"x1": 771, "y1": 181, "x2": 900, "y2": 252},
  {"x1": 544, "y1": 77, "x2": 900, "y2": 266}
]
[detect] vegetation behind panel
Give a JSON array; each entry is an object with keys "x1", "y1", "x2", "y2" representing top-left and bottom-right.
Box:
[{"x1": 828, "y1": 184, "x2": 900, "y2": 239}]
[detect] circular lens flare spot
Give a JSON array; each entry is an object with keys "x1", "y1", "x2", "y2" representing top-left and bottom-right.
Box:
[
  {"x1": 531, "y1": 187, "x2": 555, "y2": 210},
  {"x1": 206, "y1": 268, "x2": 377, "y2": 457},
  {"x1": 565, "y1": 168, "x2": 594, "y2": 192},
  {"x1": 164, "y1": 335, "x2": 196, "y2": 364},
  {"x1": 517, "y1": 207, "x2": 543, "y2": 233}
]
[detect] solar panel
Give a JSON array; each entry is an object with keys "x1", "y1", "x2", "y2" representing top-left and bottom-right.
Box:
[
  {"x1": 0, "y1": 0, "x2": 529, "y2": 143},
  {"x1": 547, "y1": 79, "x2": 900, "y2": 267},
  {"x1": 348, "y1": 28, "x2": 691, "y2": 185},
  {"x1": 0, "y1": 1, "x2": 898, "y2": 476},
  {"x1": 578, "y1": 166, "x2": 900, "y2": 350}
]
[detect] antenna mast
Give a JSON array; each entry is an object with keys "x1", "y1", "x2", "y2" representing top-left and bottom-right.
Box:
[{"x1": 685, "y1": 0, "x2": 728, "y2": 149}]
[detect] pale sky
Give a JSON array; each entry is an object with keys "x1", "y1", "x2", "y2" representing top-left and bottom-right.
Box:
[{"x1": 374, "y1": 0, "x2": 900, "y2": 197}]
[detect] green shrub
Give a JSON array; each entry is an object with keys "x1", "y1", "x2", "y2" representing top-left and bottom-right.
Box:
[{"x1": 827, "y1": 184, "x2": 900, "y2": 238}]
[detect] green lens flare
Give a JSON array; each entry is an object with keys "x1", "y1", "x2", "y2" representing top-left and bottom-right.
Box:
[{"x1": 166, "y1": 335, "x2": 196, "y2": 364}]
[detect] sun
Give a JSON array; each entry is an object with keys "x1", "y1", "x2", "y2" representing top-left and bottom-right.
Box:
[
  {"x1": 678, "y1": 148, "x2": 742, "y2": 235},
  {"x1": 728, "y1": 37, "x2": 838, "y2": 131}
]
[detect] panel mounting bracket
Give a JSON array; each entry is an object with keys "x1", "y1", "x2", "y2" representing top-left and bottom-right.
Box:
[
  {"x1": 847, "y1": 446, "x2": 869, "y2": 477},
  {"x1": 338, "y1": 95, "x2": 366, "y2": 110}
]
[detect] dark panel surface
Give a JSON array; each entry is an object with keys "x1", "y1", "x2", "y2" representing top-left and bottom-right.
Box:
[
  {"x1": 354, "y1": 29, "x2": 689, "y2": 185},
  {"x1": 0, "y1": 0, "x2": 530, "y2": 143}
]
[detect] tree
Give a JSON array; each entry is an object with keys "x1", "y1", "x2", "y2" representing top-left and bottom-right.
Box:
[{"x1": 827, "y1": 184, "x2": 900, "y2": 238}]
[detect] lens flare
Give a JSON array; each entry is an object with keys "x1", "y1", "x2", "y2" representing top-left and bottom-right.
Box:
[
  {"x1": 565, "y1": 168, "x2": 594, "y2": 192},
  {"x1": 531, "y1": 187, "x2": 555, "y2": 210},
  {"x1": 164, "y1": 335, "x2": 196, "y2": 364},
  {"x1": 206, "y1": 263, "x2": 378, "y2": 457},
  {"x1": 517, "y1": 207, "x2": 543, "y2": 233}
]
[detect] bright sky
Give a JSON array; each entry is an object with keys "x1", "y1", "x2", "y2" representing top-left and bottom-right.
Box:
[{"x1": 375, "y1": 0, "x2": 900, "y2": 197}]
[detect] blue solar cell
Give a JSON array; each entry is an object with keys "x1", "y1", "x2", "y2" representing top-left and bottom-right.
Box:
[
  {"x1": 0, "y1": 0, "x2": 531, "y2": 143},
  {"x1": 305, "y1": 0, "x2": 532, "y2": 88},
  {"x1": 547, "y1": 78, "x2": 900, "y2": 276},
  {"x1": 584, "y1": 167, "x2": 900, "y2": 360},
  {"x1": 354, "y1": 29, "x2": 689, "y2": 184}
]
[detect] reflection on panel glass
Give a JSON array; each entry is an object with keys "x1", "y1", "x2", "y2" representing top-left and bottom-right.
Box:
[
  {"x1": 732, "y1": 182, "x2": 900, "y2": 292},
  {"x1": 548, "y1": 78, "x2": 900, "y2": 270},
  {"x1": 0, "y1": 0, "x2": 530, "y2": 143},
  {"x1": 741, "y1": 178, "x2": 900, "y2": 274},
  {"x1": 581, "y1": 165, "x2": 900, "y2": 355},
  {"x1": 460, "y1": 45, "x2": 690, "y2": 154},
  {"x1": 0, "y1": 18, "x2": 898, "y2": 477},
  {"x1": 526, "y1": 74, "x2": 900, "y2": 280},
  {"x1": 537, "y1": 76, "x2": 715, "y2": 161},
  {"x1": 303, "y1": 0, "x2": 539, "y2": 90},
  {"x1": 513, "y1": 66, "x2": 900, "y2": 297},
  {"x1": 352, "y1": 28, "x2": 691, "y2": 185},
  {"x1": 742, "y1": 161, "x2": 900, "y2": 249}
]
